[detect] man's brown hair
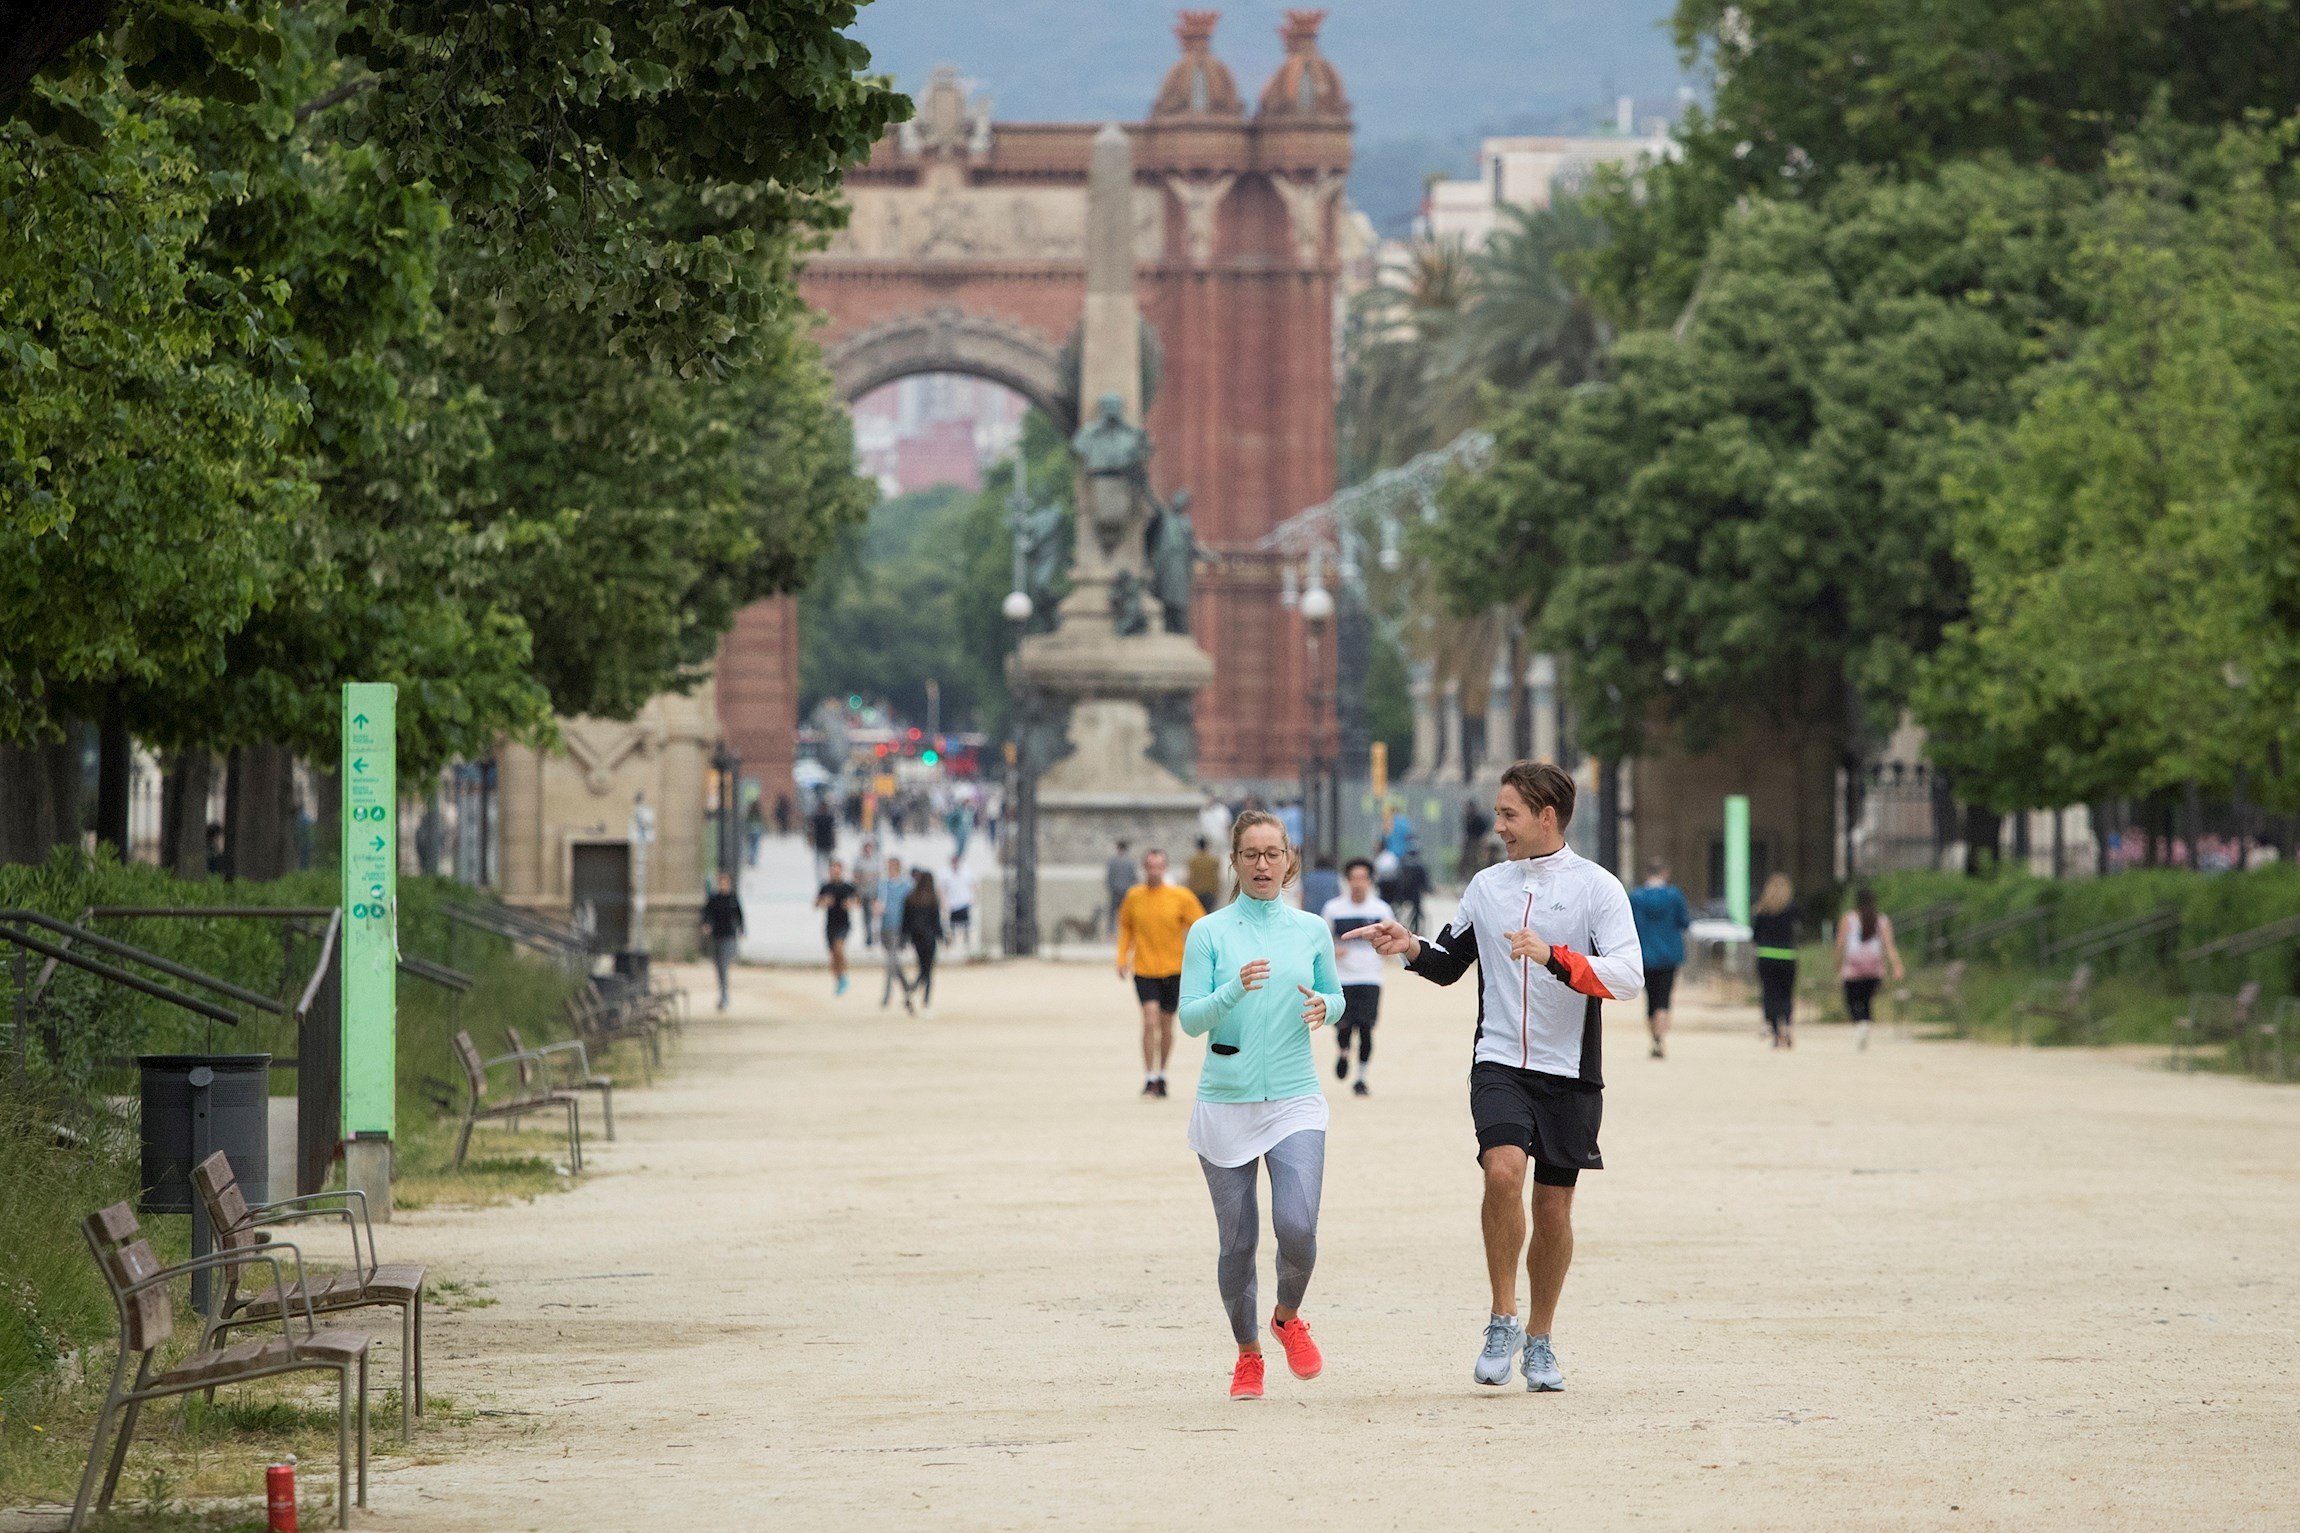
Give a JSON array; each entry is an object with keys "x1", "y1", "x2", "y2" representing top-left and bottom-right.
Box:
[{"x1": 1497, "y1": 760, "x2": 1575, "y2": 828}]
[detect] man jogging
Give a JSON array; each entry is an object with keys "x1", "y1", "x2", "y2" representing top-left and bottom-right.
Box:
[
  {"x1": 1628, "y1": 858, "x2": 1691, "y2": 1059},
  {"x1": 815, "y1": 859, "x2": 857, "y2": 995},
  {"x1": 1344, "y1": 761, "x2": 1641, "y2": 1393},
  {"x1": 1321, "y1": 857, "x2": 1395, "y2": 1095},
  {"x1": 1116, "y1": 848, "x2": 1205, "y2": 1097}
]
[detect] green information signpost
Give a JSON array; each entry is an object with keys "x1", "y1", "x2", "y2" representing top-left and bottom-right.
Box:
[
  {"x1": 1724, "y1": 794, "x2": 1752, "y2": 929},
  {"x1": 341, "y1": 683, "x2": 396, "y2": 1217}
]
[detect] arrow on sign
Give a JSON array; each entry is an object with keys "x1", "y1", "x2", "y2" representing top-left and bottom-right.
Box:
[
  {"x1": 371, "y1": 835, "x2": 386, "y2": 852},
  {"x1": 352, "y1": 757, "x2": 368, "y2": 773},
  {"x1": 352, "y1": 712, "x2": 369, "y2": 728}
]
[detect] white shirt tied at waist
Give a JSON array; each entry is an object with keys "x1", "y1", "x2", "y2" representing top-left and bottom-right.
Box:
[{"x1": 1404, "y1": 844, "x2": 1644, "y2": 1083}]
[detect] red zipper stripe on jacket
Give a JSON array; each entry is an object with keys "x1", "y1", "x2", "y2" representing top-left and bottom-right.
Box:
[{"x1": 1520, "y1": 887, "x2": 1535, "y2": 1067}]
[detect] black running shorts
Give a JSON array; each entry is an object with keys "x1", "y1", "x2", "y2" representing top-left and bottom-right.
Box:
[
  {"x1": 1337, "y1": 984, "x2": 1382, "y2": 1038},
  {"x1": 1644, "y1": 964, "x2": 1677, "y2": 1018},
  {"x1": 1469, "y1": 1060, "x2": 1603, "y2": 1185},
  {"x1": 1133, "y1": 973, "x2": 1181, "y2": 1012}
]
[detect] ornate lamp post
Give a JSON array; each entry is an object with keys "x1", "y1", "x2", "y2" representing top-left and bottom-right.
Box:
[
  {"x1": 1002, "y1": 459, "x2": 1039, "y2": 956},
  {"x1": 1299, "y1": 553, "x2": 1336, "y2": 865}
]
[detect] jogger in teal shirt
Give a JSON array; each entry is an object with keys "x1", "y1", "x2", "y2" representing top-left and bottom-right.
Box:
[
  {"x1": 1178, "y1": 892, "x2": 1345, "y2": 1101},
  {"x1": 1177, "y1": 810, "x2": 1346, "y2": 1399}
]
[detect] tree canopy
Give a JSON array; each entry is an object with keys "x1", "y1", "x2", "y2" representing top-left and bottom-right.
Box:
[{"x1": 1, "y1": 0, "x2": 897, "y2": 787}]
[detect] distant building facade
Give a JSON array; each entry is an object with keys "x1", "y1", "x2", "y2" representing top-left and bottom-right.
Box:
[{"x1": 1417, "y1": 111, "x2": 1675, "y2": 251}]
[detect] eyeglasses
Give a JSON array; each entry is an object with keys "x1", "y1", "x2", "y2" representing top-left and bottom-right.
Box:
[{"x1": 1236, "y1": 848, "x2": 1288, "y2": 866}]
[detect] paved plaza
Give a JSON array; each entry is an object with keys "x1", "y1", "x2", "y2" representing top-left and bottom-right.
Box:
[{"x1": 364, "y1": 959, "x2": 2300, "y2": 1530}]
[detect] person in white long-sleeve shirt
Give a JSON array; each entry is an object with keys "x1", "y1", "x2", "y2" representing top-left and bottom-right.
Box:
[{"x1": 1344, "y1": 760, "x2": 1642, "y2": 1395}]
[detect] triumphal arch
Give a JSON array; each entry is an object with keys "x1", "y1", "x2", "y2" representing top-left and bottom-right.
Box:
[{"x1": 717, "y1": 10, "x2": 1353, "y2": 786}]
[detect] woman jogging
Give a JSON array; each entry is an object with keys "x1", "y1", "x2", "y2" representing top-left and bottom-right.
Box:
[
  {"x1": 1751, "y1": 873, "x2": 1799, "y2": 1049},
  {"x1": 1835, "y1": 884, "x2": 1905, "y2": 1050},
  {"x1": 815, "y1": 859, "x2": 857, "y2": 996},
  {"x1": 1178, "y1": 810, "x2": 1345, "y2": 1400},
  {"x1": 902, "y1": 868, "x2": 944, "y2": 1017}
]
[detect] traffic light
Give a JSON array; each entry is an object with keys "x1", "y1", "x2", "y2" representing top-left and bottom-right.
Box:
[{"x1": 921, "y1": 749, "x2": 940, "y2": 765}]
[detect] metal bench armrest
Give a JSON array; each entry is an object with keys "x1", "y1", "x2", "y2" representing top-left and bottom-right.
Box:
[
  {"x1": 133, "y1": 1245, "x2": 310, "y2": 1342},
  {"x1": 251, "y1": 1203, "x2": 367, "y2": 1277},
  {"x1": 255, "y1": 1188, "x2": 375, "y2": 1275}
]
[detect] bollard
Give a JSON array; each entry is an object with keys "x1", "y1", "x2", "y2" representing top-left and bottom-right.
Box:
[{"x1": 266, "y1": 1459, "x2": 298, "y2": 1531}]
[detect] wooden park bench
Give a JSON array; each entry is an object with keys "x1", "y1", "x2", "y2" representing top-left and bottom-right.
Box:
[
  {"x1": 453, "y1": 1029, "x2": 584, "y2": 1173},
  {"x1": 74, "y1": 1203, "x2": 368, "y2": 1530},
  {"x1": 2012, "y1": 963, "x2": 2095, "y2": 1045},
  {"x1": 565, "y1": 984, "x2": 658, "y2": 1081},
  {"x1": 191, "y1": 1150, "x2": 428, "y2": 1441},
  {"x1": 1894, "y1": 959, "x2": 1967, "y2": 1035},
  {"x1": 2172, "y1": 980, "x2": 2264, "y2": 1072},
  {"x1": 506, "y1": 1024, "x2": 616, "y2": 1140}
]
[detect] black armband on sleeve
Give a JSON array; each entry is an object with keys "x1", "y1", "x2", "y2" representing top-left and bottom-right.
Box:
[{"x1": 1404, "y1": 921, "x2": 1479, "y2": 985}]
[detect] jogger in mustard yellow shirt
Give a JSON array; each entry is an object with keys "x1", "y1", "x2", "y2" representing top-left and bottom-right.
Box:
[{"x1": 1116, "y1": 848, "x2": 1206, "y2": 1098}]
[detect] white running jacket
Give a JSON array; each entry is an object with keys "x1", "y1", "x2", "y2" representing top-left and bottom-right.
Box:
[{"x1": 1404, "y1": 844, "x2": 1644, "y2": 1084}]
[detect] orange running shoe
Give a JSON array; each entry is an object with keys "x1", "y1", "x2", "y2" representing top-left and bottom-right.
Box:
[
  {"x1": 1271, "y1": 1315, "x2": 1323, "y2": 1379},
  {"x1": 1229, "y1": 1351, "x2": 1265, "y2": 1400}
]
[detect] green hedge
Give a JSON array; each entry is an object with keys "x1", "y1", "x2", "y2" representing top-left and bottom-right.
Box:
[{"x1": 1862, "y1": 864, "x2": 2300, "y2": 994}]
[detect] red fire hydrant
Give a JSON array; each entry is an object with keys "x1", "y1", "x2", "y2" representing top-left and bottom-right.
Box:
[{"x1": 266, "y1": 1459, "x2": 298, "y2": 1532}]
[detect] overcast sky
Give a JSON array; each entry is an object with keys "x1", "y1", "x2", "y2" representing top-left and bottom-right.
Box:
[{"x1": 846, "y1": 0, "x2": 1694, "y2": 146}]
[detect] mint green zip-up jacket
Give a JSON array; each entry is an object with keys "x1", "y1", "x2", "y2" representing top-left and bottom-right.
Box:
[{"x1": 1177, "y1": 892, "x2": 1345, "y2": 1103}]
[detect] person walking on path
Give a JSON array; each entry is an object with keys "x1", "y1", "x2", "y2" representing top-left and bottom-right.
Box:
[
  {"x1": 1321, "y1": 857, "x2": 1396, "y2": 1096},
  {"x1": 1103, "y1": 840, "x2": 1138, "y2": 939},
  {"x1": 815, "y1": 859, "x2": 857, "y2": 995},
  {"x1": 1343, "y1": 761, "x2": 1642, "y2": 1394},
  {"x1": 1116, "y1": 849, "x2": 1207, "y2": 1098},
  {"x1": 1752, "y1": 873, "x2": 1799, "y2": 1049},
  {"x1": 1179, "y1": 811, "x2": 1345, "y2": 1400},
  {"x1": 809, "y1": 796, "x2": 838, "y2": 882},
  {"x1": 1628, "y1": 859, "x2": 1692, "y2": 1059},
  {"x1": 874, "y1": 856, "x2": 914, "y2": 1012},
  {"x1": 1835, "y1": 884, "x2": 1905, "y2": 1051},
  {"x1": 943, "y1": 854, "x2": 977, "y2": 958},
  {"x1": 902, "y1": 868, "x2": 945, "y2": 1017},
  {"x1": 1185, "y1": 835, "x2": 1223, "y2": 911},
  {"x1": 699, "y1": 871, "x2": 745, "y2": 1011}
]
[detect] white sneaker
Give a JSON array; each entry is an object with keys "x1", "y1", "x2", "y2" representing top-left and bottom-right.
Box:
[
  {"x1": 1474, "y1": 1314, "x2": 1524, "y2": 1386},
  {"x1": 1523, "y1": 1332, "x2": 1564, "y2": 1392}
]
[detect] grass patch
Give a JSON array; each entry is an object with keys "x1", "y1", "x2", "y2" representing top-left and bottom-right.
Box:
[{"x1": 3, "y1": 850, "x2": 685, "y2": 1517}]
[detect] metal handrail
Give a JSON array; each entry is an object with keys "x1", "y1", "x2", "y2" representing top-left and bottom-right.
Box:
[
  {"x1": 2180, "y1": 911, "x2": 2300, "y2": 963},
  {"x1": 2041, "y1": 906, "x2": 2181, "y2": 963},
  {"x1": 399, "y1": 955, "x2": 474, "y2": 993},
  {"x1": 0, "y1": 923, "x2": 238, "y2": 1026},
  {"x1": 443, "y1": 901, "x2": 589, "y2": 956},
  {"x1": 1, "y1": 909, "x2": 284, "y2": 1014},
  {"x1": 1945, "y1": 903, "x2": 2053, "y2": 954}
]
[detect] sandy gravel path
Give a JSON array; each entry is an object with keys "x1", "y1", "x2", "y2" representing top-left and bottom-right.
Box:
[{"x1": 361, "y1": 958, "x2": 2300, "y2": 1531}]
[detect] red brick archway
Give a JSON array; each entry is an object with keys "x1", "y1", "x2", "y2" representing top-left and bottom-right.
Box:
[{"x1": 718, "y1": 11, "x2": 1352, "y2": 788}]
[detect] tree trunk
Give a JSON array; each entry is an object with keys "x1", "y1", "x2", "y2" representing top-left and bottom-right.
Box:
[
  {"x1": 159, "y1": 752, "x2": 216, "y2": 879},
  {"x1": 225, "y1": 744, "x2": 301, "y2": 882},
  {"x1": 309, "y1": 762, "x2": 341, "y2": 873},
  {"x1": 0, "y1": 735, "x2": 84, "y2": 865},
  {"x1": 1961, "y1": 803, "x2": 2001, "y2": 877},
  {"x1": 95, "y1": 701, "x2": 131, "y2": 857}
]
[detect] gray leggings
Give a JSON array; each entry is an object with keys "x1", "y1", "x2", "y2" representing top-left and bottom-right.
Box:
[{"x1": 1198, "y1": 1129, "x2": 1326, "y2": 1346}]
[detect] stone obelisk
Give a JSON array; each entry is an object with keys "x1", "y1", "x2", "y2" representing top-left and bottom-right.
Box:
[{"x1": 1008, "y1": 121, "x2": 1214, "y2": 936}]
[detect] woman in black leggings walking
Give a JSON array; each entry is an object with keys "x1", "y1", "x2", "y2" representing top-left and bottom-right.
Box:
[
  {"x1": 1751, "y1": 873, "x2": 1799, "y2": 1049},
  {"x1": 901, "y1": 868, "x2": 944, "y2": 1017}
]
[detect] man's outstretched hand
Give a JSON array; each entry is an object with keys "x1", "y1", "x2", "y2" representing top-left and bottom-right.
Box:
[{"x1": 1339, "y1": 919, "x2": 1420, "y2": 963}]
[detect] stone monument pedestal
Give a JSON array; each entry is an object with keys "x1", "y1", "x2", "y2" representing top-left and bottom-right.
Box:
[{"x1": 1012, "y1": 628, "x2": 1213, "y2": 941}]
